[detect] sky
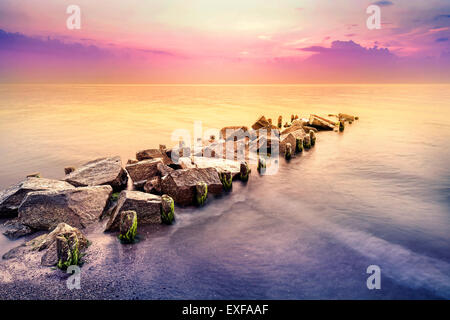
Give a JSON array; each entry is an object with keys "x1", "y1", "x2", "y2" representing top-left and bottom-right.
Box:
[{"x1": 0, "y1": 0, "x2": 449, "y2": 83}]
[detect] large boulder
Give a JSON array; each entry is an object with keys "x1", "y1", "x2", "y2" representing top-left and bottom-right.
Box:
[
  {"x1": 0, "y1": 177, "x2": 75, "y2": 217},
  {"x1": 125, "y1": 158, "x2": 163, "y2": 183},
  {"x1": 18, "y1": 185, "x2": 112, "y2": 230},
  {"x1": 104, "y1": 190, "x2": 162, "y2": 231},
  {"x1": 161, "y1": 168, "x2": 223, "y2": 206},
  {"x1": 64, "y1": 156, "x2": 128, "y2": 190}
]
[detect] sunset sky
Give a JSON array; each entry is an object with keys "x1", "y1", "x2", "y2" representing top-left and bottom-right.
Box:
[{"x1": 0, "y1": 0, "x2": 449, "y2": 83}]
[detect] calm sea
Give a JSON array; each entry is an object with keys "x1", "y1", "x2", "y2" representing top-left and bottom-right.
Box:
[{"x1": 0, "y1": 84, "x2": 449, "y2": 299}]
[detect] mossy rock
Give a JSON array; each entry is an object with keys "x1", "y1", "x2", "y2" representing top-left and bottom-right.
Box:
[
  {"x1": 303, "y1": 135, "x2": 311, "y2": 149},
  {"x1": 111, "y1": 192, "x2": 120, "y2": 202},
  {"x1": 195, "y1": 182, "x2": 208, "y2": 206},
  {"x1": 257, "y1": 157, "x2": 266, "y2": 174},
  {"x1": 161, "y1": 195, "x2": 175, "y2": 225},
  {"x1": 309, "y1": 131, "x2": 316, "y2": 146},
  {"x1": 118, "y1": 210, "x2": 137, "y2": 244},
  {"x1": 285, "y1": 143, "x2": 292, "y2": 160},
  {"x1": 296, "y1": 138, "x2": 303, "y2": 153},
  {"x1": 220, "y1": 171, "x2": 233, "y2": 192},
  {"x1": 56, "y1": 232, "x2": 80, "y2": 270},
  {"x1": 240, "y1": 162, "x2": 251, "y2": 182}
]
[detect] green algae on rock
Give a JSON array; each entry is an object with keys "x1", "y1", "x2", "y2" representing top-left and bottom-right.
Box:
[
  {"x1": 161, "y1": 194, "x2": 175, "y2": 225},
  {"x1": 195, "y1": 182, "x2": 208, "y2": 206},
  {"x1": 119, "y1": 210, "x2": 137, "y2": 244}
]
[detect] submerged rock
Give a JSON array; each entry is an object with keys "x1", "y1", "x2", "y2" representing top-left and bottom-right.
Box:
[
  {"x1": 1, "y1": 219, "x2": 33, "y2": 239},
  {"x1": 219, "y1": 171, "x2": 233, "y2": 191},
  {"x1": 0, "y1": 177, "x2": 75, "y2": 218},
  {"x1": 161, "y1": 168, "x2": 222, "y2": 206},
  {"x1": 64, "y1": 167, "x2": 75, "y2": 175},
  {"x1": 18, "y1": 185, "x2": 112, "y2": 230},
  {"x1": 195, "y1": 182, "x2": 208, "y2": 206},
  {"x1": 125, "y1": 158, "x2": 163, "y2": 184},
  {"x1": 118, "y1": 210, "x2": 137, "y2": 244},
  {"x1": 161, "y1": 195, "x2": 175, "y2": 225},
  {"x1": 240, "y1": 161, "x2": 251, "y2": 182},
  {"x1": 104, "y1": 190, "x2": 162, "y2": 231},
  {"x1": 338, "y1": 113, "x2": 356, "y2": 122},
  {"x1": 64, "y1": 156, "x2": 128, "y2": 190},
  {"x1": 285, "y1": 143, "x2": 292, "y2": 160}
]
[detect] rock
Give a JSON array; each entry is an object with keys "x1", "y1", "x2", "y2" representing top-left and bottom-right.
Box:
[
  {"x1": 302, "y1": 125, "x2": 318, "y2": 133},
  {"x1": 240, "y1": 162, "x2": 251, "y2": 182},
  {"x1": 220, "y1": 126, "x2": 249, "y2": 141},
  {"x1": 285, "y1": 143, "x2": 292, "y2": 160},
  {"x1": 156, "y1": 162, "x2": 174, "y2": 177},
  {"x1": 64, "y1": 156, "x2": 128, "y2": 190},
  {"x1": 252, "y1": 116, "x2": 270, "y2": 130},
  {"x1": 0, "y1": 177, "x2": 75, "y2": 218},
  {"x1": 296, "y1": 137, "x2": 304, "y2": 153},
  {"x1": 56, "y1": 231, "x2": 80, "y2": 269},
  {"x1": 2, "y1": 223, "x2": 89, "y2": 267},
  {"x1": 133, "y1": 180, "x2": 147, "y2": 190},
  {"x1": 303, "y1": 135, "x2": 312, "y2": 149},
  {"x1": 104, "y1": 190, "x2": 162, "y2": 231},
  {"x1": 309, "y1": 114, "x2": 336, "y2": 131},
  {"x1": 18, "y1": 185, "x2": 112, "y2": 230},
  {"x1": 339, "y1": 120, "x2": 345, "y2": 132},
  {"x1": 281, "y1": 124, "x2": 306, "y2": 135},
  {"x1": 161, "y1": 168, "x2": 223, "y2": 206},
  {"x1": 161, "y1": 195, "x2": 175, "y2": 225},
  {"x1": 26, "y1": 172, "x2": 41, "y2": 178},
  {"x1": 280, "y1": 133, "x2": 297, "y2": 155},
  {"x1": 249, "y1": 135, "x2": 280, "y2": 154},
  {"x1": 192, "y1": 156, "x2": 242, "y2": 179},
  {"x1": 37, "y1": 222, "x2": 89, "y2": 252},
  {"x1": 219, "y1": 171, "x2": 232, "y2": 191},
  {"x1": 310, "y1": 131, "x2": 317, "y2": 146},
  {"x1": 136, "y1": 148, "x2": 173, "y2": 165},
  {"x1": 125, "y1": 158, "x2": 163, "y2": 184},
  {"x1": 64, "y1": 167, "x2": 76, "y2": 175},
  {"x1": 2, "y1": 219, "x2": 33, "y2": 239},
  {"x1": 118, "y1": 210, "x2": 137, "y2": 244},
  {"x1": 338, "y1": 113, "x2": 355, "y2": 121},
  {"x1": 144, "y1": 176, "x2": 161, "y2": 194},
  {"x1": 127, "y1": 159, "x2": 139, "y2": 165},
  {"x1": 178, "y1": 157, "x2": 196, "y2": 169},
  {"x1": 257, "y1": 157, "x2": 266, "y2": 174},
  {"x1": 195, "y1": 182, "x2": 208, "y2": 206}
]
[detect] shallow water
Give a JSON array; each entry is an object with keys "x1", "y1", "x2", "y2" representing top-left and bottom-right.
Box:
[{"x1": 0, "y1": 84, "x2": 449, "y2": 299}]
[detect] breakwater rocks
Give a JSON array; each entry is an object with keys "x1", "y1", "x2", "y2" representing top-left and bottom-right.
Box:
[{"x1": 1, "y1": 113, "x2": 357, "y2": 269}]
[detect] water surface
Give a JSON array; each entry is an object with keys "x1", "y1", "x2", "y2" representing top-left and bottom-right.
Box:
[{"x1": 0, "y1": 84, "x2": 449, "y2": 299}]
